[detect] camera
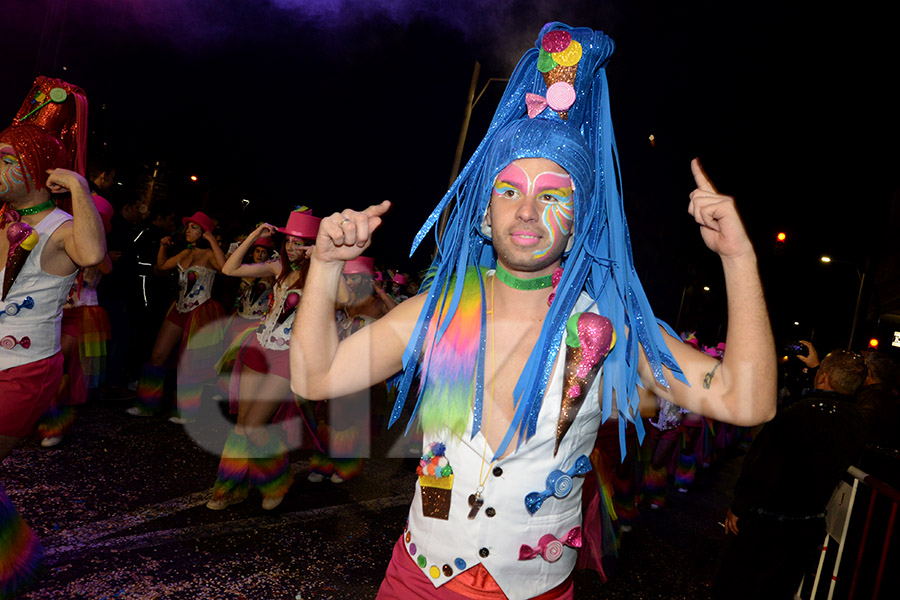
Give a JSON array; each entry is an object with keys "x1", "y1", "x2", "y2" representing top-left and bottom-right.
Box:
[{"x1": 784, "y1": 341, "x2": 809, "y2": 357}]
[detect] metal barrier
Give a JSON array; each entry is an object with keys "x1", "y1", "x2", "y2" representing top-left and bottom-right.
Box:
[{"x1": 798, "y1": 465, "x2": 899, "y2": 599}]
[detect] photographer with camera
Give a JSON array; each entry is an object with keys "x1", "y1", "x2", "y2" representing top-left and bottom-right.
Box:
[{"x1": 780, "y1": 340, "x2": 819, "y2": 407}]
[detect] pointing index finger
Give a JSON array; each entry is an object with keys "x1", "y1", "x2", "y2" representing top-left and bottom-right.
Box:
[
  {"x1": 691, "y1": 158, "x2": 719, "y2": 194},
  {"x1": 363, "y1": 200, "x2": 391, "y2": 218}
]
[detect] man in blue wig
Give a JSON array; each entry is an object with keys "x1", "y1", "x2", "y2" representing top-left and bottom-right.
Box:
[{"x1": 292, "y1": 22, "x2": 776, "y2": 599}]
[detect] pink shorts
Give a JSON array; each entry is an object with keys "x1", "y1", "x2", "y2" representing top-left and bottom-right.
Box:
[{"x1": 0, "y1": 353, "x2": 64, "y2": 437}]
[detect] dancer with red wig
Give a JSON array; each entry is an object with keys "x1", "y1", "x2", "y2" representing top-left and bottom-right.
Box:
[{"x1": 0, "y1": 76, "x2": 105, "y2": 597}]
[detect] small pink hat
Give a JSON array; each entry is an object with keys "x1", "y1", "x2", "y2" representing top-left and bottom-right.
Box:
[
  {"x1": 250, "y1": 236, "x2": 275, "y2": 250},
  {"x1": 343, "y1": 256, "x2": 375, "y2": 276},
  {"x1": 182, "y1": 211, "x2": 215, "y2": 233},
  {"x1": 392, "y1": 273, "x2": 408, "y2": 285},
  {"x1": 276, "y1": 209, "x2": 320, "y2": 239}
]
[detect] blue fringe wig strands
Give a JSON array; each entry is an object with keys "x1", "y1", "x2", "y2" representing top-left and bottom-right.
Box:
[{"x1": 390, "y1": 22, "x2": 687, "y2": 459}]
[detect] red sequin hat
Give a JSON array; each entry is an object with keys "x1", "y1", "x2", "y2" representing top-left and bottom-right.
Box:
[{"x1": 0, "y1": 76, "x2": 88, "y2": 191}]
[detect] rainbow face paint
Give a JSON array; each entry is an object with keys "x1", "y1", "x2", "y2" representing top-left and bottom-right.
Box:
[
  {"x1": 492, "y1": 163, "x2": 574, "y2": 259},
  {"x1": 284, "y1": 235, "x2": 308, "y2": 263},
  {"x1": 0, "y1": 151, "x2": 25, "y2": 198},
  {"x1": 533, "y1": 171, "x2": 574, "y2": 259}
]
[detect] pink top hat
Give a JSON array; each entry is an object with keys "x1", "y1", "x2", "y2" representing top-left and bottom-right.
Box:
[
  {"x1": 182, "y1": 211, "x2": 215, "y2": 233},
  {"x1": 250, "y1": 235, "x2": 275, "y2": 250},
  {"x1": 276, "y1": 209, "x2": 321, "y2": 239},
  {"x1": 392, "y1": 273, "x2": 408, "y2": 285},
  {"x1": 343, "y1": 256, "x2": 375, "y2": 276}
]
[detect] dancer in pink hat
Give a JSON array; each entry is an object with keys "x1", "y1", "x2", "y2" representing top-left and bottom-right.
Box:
[
  {"x1": 207, "y1": 208, "x2": 335, "y2": 511},
  {"x1": 126, "y1": 210, "x2": 226, "y2": 421}
]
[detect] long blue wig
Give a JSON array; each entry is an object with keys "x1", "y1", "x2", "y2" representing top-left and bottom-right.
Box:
[{"x1": 389, "y1": 22, "x2": 686, "y2": 458}]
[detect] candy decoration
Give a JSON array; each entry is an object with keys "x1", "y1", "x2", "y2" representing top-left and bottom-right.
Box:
[
  {"x1": 19, "y1": 87, "x2": 68, "y2": 121},
  {"x1": 0, "y1": 335, "x2": 31, "y2": 349},
  {"x1": 526, "y1": 93, "x2": 549, "y2": 119},
  {"x1": 3, "y1": 222, "x2": 39, "y2": 301},
  {"x1": 518, "y1": 528, "x2": 582, "y2": 562},
  {"x1": 536, "y1": 50, "x2": 557, "y2": 73},
  {"x1": 555, "y1": 312, "x2": 615, "y2": 455},
  {"x1": 524, "y1": 454, "x2": 592, "y2": 515},
  {"x1": 546, "y1": 82, "x2": 576, "y2": 112},
  {"x1": 0, "y1": 296, "x2": 34, "y2": 318}
]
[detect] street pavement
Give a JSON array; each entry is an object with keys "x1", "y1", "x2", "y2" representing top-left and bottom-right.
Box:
[{"x1": 2, "y1": 395, "x2": 744, "y2": 599}]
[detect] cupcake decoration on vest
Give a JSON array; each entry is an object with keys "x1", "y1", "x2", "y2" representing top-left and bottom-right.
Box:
[
  {"x1": 417, "y1": 442, "x2": 453, "y2": 520},
  {"x1": 555, "y1": 312, "x2": 615, "y2": 455},
  {"x1": 3, "y1": 221, "x2": 39, "y2": 301},
  {"x1": 527, "y1": 28, "x2": 583, "y2": 120}
]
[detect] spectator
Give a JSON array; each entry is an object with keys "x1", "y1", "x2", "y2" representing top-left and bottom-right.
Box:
[{"x1": 713, "y1": 349, "x2": 869, "y2": 600}]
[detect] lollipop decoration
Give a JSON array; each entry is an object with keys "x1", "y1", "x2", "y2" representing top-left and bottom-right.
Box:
[
  {"x1": 19, "y1": 88, "x2": 68, "y2": 122},
  {"x1": 3, "y1": 222, "x2": 39, "y2": 301},
  {"x1": 0, "y1": 296, "x2": 35, "y2": 318}
]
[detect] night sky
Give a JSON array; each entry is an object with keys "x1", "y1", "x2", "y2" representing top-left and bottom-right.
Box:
[{"x1": 3, "y1": 0, "x2": 898, "y2": 351}]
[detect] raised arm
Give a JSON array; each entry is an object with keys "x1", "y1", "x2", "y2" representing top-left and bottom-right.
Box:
[
  {"x1": 157, "y1": 237, "x2": 185, "y2": 272},
  {"x1": 203, "y1": 229, "x2": 227, "y2": 271},
  {"x1": 290, "y1": 201, "x2": 414, "y2": 400},
  {"x1": 640, "y1": 159, "x2": 776, "y2": 426},
  {"x1": 221, "y1": 223, "x2": 281, "y2": 279},
  {"x1": 47, "y1": 169, "x2": 106, "y2": 267}
]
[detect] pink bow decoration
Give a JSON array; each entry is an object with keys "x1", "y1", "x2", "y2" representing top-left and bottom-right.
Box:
[
  {"x1": 526, "y1": 93, "x2": 548, "y2": 119},
  {"x1": 518, "y1": 527, "x2": 582, "y2": 562}
]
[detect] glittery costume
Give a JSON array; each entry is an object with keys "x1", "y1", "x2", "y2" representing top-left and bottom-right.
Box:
[
  {"x1": 377, "y1": 24, "x2": 684, "y2": 598},
  {"x1": 133, "y1": 264, "x2": 225, "y2": 416},
  {"x1": 37, "y1": 267, "x2": 111, "y2": 440}
]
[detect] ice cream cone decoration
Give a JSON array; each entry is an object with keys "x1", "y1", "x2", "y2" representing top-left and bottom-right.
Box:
[
  {"x1": 3, "y1": 221, "x2": 39, "y2": 301},
  {"x1": 555, "y1": 312, "x2": 615, "y2": 456},
  {"x1": 535, "y1": 28, "x2": 583, "y2": 121}
]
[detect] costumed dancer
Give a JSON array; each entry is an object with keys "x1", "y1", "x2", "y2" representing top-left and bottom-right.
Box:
[
  {"x1": 207, "y1": 209, "x2": 322, "y2": 511},
  {"x1": 126, "y1": 211, "x2": 226, "y2": 422},
  {"x1": 639, "y1": 394, "x2": 685, "y2": 509},
  {"x1": 37, "y1": 193, "x2": 114, "y2": 447},
  {"x1": 291, "y1": 22, "x2": 775, "y2": 599},
  {"x1": 307, "y1": 255, "x2": 395, "y2": 483},
  {"x1": 0, "y1": 76, "x2": 105, "y2": 590}
]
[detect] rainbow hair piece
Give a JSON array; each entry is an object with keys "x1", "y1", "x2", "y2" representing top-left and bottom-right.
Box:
[
  {"x1": 390, "y1": 23, "x2": 686, "y2": 458},
  {"x1": 0, "y1": 487, "x2": 42, "y2": 599}
]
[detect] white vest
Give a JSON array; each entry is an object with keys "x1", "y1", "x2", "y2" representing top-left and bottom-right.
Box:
[
  {"x1": 405, "y1": 293, "x2": 604, "y2": 600},
  {"x1": 0, "y1": 209, "x2": 76, "y2": 370}
]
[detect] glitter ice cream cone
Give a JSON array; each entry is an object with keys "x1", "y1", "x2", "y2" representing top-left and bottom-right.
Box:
[
  {"x1": 555, "y1": 312, "x2": 615, "y2": 456},
  {"x1": 537, "y1": 29, "x2": 583, "y2": 120},
  {"x1": 3, "y1": 222, "x2": 39, "y2": 301}
]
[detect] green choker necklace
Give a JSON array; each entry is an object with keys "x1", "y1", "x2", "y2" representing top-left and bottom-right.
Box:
[
  {"x1": 290, "y1": 261, "x2": 303, "y2": 271},
  {"x1": 15, "y1": 199, "x2": 56, "y2": 217},
  {"x1": 495, "y1": 263, "x2": 553, "y2": 290}
]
